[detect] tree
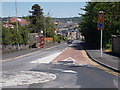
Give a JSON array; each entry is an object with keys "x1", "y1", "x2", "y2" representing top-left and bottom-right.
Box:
[
  {"x1": 19, "y1": 26, "x2": 29, "y2": 44},
  {"x1": 79, "y1": 2, "x2": 100, "y2": 48},
  {"x1": 2, "y1": 25, "x2": 29, "y2": 45},
  {"x1": 79, "y1": 2, "x2": 120, "y2": 48},
  {"x1": 29, "y1": 4, "x2": 44, "y2": 33},
  {"x1": 11, "y1": 29, "x2": 23, "y2": 45},
  {"x1": 45, "y1": 17, "x2": 56, "y2": 37},
  {"x1": 2, "y1": 27, "x2": 13, "y2": 45}
]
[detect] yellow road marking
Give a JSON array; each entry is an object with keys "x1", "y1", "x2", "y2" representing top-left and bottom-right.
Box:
[
  {"x1": 1, "y1": 51, "x2": 40, "y2": 61},
  {"x1": 82, "y1": 50, "x2": 120, "y2": 77},
  {"x1": 0, "y1": 44, "x2": 64, "y2": 61}
]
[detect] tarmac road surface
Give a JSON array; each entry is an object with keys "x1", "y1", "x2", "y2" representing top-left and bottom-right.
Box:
[{"x1": 1, "y1": 40, "x2": 120, "y2": 89}]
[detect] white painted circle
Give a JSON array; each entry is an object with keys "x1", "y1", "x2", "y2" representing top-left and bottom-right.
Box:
[{"x1": 1, "y1": 71, "x2": 57, "y2": 87}]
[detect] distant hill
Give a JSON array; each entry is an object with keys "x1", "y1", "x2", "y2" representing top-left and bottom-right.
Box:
[
  {"x1": 52, "y1": 17, "x2": 83, "y2": 23},
  {"x1": 2, "y1": 16, "x2": 83, "y2": 24}
]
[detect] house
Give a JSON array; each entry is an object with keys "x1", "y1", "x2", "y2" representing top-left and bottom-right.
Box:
[
  {"x1": 9, "y1": 17, "x2": 28, "y2": 26},
  {"x1": 3, "y1": 24, "x2": 14, "y2": 28},
  {"x1": 3, "y1": 17, "x2": 28, "y2": 28}
]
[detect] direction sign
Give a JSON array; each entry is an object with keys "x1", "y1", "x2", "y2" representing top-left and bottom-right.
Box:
[{"x1": 98, "y1": 13, "x2": 104, "y2": 30}]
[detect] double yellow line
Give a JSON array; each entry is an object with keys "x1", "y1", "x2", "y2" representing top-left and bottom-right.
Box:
[{"x1": 82, "y1": 50, "x2": 120, "y2": 77}]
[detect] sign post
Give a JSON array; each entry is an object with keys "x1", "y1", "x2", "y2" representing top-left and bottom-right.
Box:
[{"x1": 98, "y1": 11, "x2": 104, "y2": 58}]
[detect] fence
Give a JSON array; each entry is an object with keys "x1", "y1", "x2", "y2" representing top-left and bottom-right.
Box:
[{"x1": 112, "y1": 35, "x2": 120, "y2": 55}]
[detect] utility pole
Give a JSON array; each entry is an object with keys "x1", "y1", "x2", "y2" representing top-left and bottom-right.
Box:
[
  {"x1": 15, "y1": 0, "x2": 18, "y2": 31},
  {"x1": 44, "y1": 15, "x2": 46, "y2": 47},
  {"x1": 15, "y1": 0, "x2": 20, "y2": 50}
]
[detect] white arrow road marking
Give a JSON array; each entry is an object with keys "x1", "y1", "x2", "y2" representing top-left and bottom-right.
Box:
[
  {"x1": 30, "y1": 52, "x2": 62, "y2": 64},
  {"x1": 63, "y1": 57, "x2": 76, "y2": 61},
  {"x1": 62, "y1": 57, "x2": 88, "y2": 66}
]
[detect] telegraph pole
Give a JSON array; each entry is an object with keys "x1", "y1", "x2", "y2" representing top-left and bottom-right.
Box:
[
  {"x1": 15, "y1": 0, "x2": 18, "y2": 31},
  {"x1": 15, "y1": 0, "x2": 20, "y2": 50},
  {"x1": 44, "y1": 15, "x2": 46, "y2": 47}
]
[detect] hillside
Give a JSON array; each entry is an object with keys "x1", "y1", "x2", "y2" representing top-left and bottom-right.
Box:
[{"x1": 52, "y1": 17, "x2": 83, "y2": 23}]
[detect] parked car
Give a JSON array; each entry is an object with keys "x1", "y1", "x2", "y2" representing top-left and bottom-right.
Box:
[{"x1": 67, "y1": 40, "x2": 73, "y2": 44}]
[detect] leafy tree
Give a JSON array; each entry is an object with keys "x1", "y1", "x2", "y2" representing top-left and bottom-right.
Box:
[
  {"x1": 45, "y1": 17, "x2": 56, "y2": 37},
  {"x1": 2, "y1": 27, "x2": 13, "y2": 45},
  {"x1": 79, "y1": 2, "x2": 120, "y2": 48},
  {"x1": 19, "y1": 26, "x2": 29, "y2": 44},
  {"x1": 53, "y1": 35, "x2": 58, "y2": 42},
  {"x1": 2, "y1": 25, "x2": 29, "y2": 45},
  {"x1": 29, "y1": 4, "x2": 44, "y2": 33},
  {"x1": 11, "y1": 29, "x2": 23, "y2": 45}
]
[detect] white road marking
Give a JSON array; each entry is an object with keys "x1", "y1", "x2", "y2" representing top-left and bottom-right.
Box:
[
  {"x1": 30, "y1": 52, "x2": 62, "y2": 64},
  {"x1": 1, "y1": 71, "x2": 57, "y2": 87},
  {"x1": 62, "y1": 70, "x2": 77, "y2": 73},
  {"x1": 49, "y1": 68, "x2": 77, "y2": 74},
  {"x1": 30, "y1": 47, "x2": 68, "y2": 64},
  {"x1": 63, "y1": 57, "x2": 76, "y2": 61},
  {"x1": 113, "y1": 77, "x2": 119, "y2": 88},
  {"x1": 62, "y1": 47, "x2": 68, "y2": 52}
]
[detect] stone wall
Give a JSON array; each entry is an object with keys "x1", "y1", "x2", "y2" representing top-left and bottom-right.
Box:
[
  {"x1": 2, "y1": 44, "x2": 29, "y2": 53},
  {"x1": 112, "y1": 35, "x2": 120, "y2": 55}
]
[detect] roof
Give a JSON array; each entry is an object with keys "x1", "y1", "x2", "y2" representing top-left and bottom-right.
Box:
[{"x1": 9, "y1": 17, "x2": 28, "y2": 25}]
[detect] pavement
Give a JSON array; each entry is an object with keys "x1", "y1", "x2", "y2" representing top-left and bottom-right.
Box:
[{"x1": 81, "y1": 42, "x2": 120, "y2": 73}]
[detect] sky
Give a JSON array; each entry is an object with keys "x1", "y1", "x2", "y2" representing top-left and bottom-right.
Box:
[{"x1": 2, "y1": 2, "x2": 87, "y2": 18}]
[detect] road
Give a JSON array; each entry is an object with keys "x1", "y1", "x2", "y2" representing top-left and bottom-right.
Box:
[{"x1": 1, "y1": 40, "x2": 119, "y2": 89}]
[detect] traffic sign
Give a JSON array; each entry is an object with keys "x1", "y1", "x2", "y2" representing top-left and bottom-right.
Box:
[
  {"x1": 98, "y1": 13, "x2": 104, "y2": 30},
  {"x1": 98, "y1": 11, "x2": 104, "y2": 58},
  {"x1": 98, "y1": 22, "x2": 104, "y2": 29}
]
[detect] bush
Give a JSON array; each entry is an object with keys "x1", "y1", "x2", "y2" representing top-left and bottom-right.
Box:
[
  {"x1": 53, "y1": 35, "x2": 58, "y2": 42},
  {"x1": 2, "y1": 26, "x2": 29, "y2": 45}
]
